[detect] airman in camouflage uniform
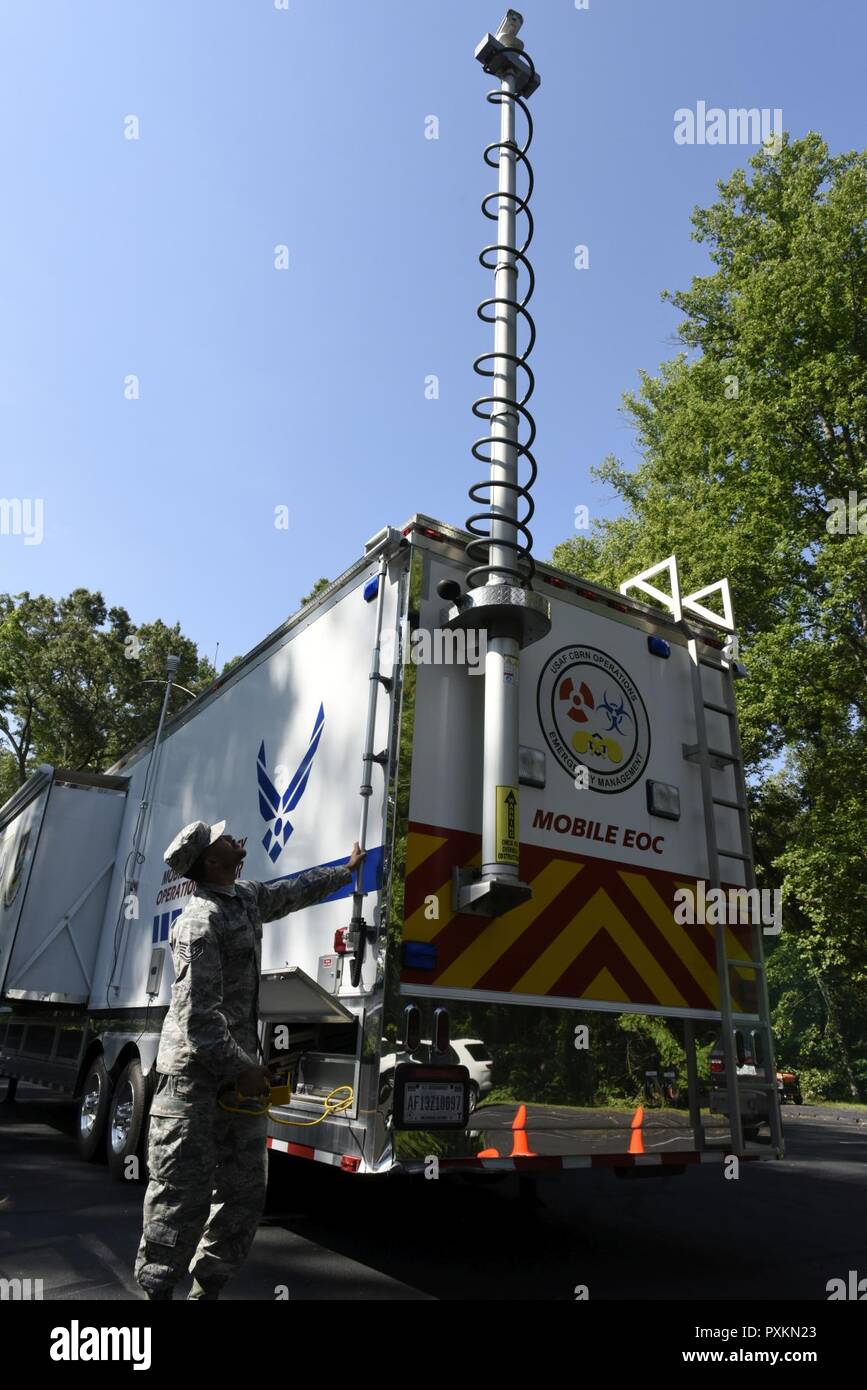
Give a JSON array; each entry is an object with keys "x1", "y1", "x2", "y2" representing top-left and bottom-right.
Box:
[{"x1": 134, "y1": 819, "x2": 363, "y2": 1301}]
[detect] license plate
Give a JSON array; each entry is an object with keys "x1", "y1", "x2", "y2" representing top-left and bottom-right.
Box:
[{"x1": 403, "y1": 1081, "x2": 465, "y2": 1125}]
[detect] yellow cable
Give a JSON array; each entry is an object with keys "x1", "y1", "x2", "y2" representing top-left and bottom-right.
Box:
[
  {"x1": 217, "y1": 1082, "x2": 355, "y2": 1128},
  {"x1": 272, "y1": 1084, "x2": 354, "y2": 1127}
]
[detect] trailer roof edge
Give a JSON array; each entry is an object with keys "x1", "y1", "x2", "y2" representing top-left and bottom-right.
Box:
[
  {"x1": 0, "y1": 764, "x2": 53, "y2": 832},
  {"x1": 105, "y1": 511, "x2": 730, "y2": 776},
  {"x1": 402, "y1": 513, "x2": 729, "y2": 641}
]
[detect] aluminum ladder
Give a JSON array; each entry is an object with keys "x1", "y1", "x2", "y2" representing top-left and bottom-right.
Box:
[{"x1": 683, "y1": 632, "x2": 784, "y2": 1158}]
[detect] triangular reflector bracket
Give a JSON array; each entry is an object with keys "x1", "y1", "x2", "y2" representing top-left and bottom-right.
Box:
[
  {"x1": 619, "y1": 556, "x2": 682, "y2": 621},
  {"x1": 682, "y1": 578, "x2": 734, "y2": 632}
]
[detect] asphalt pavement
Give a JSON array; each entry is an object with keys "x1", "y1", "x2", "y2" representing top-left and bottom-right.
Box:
[{"x1": 1, "y1": 1084, "x2": 865, "y2": 1300}]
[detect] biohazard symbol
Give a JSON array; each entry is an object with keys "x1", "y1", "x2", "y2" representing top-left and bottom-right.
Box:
[
  {"x1": 599, "y1": 689, "x2": 631, "y2": 735},
  {"x1": 559, "y1": 676, "x2": 595, "y2": 724}
]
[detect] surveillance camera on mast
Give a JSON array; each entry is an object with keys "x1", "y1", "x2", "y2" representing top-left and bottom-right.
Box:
[
  {"x1": 495, "y1": 9, "x2": 525, "y2": 50},
  {"x1": 475, "y1": 9, "x2": 539, "y2": 96}
]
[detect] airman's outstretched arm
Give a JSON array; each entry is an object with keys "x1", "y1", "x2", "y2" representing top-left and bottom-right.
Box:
[{"x1": 252, "y1": 843, "x2": 366, "y2": 922}]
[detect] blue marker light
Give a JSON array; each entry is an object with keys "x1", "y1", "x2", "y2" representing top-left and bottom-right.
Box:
[
  {"x1": 363, "y1": 576, "x2": 380, "y2": 603},
  {"x1": 402, "y1": 941, "x2": 438, "y2": 971},
  {"x1": 647, "y1": 635, "x2": 671, "y2": 658}
]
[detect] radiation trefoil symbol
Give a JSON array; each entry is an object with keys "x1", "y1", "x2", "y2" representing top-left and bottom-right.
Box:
[
  {"x1": 559, "y1": 676, "x2": 595, "y2": 723},
  {"x1": 257, "y1": 703, "x2": 325, "y2": 863}
]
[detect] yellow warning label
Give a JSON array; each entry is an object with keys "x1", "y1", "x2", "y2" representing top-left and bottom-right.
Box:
[{"x1": 495, "y1": 785, "x2": 520, "y2": 865}]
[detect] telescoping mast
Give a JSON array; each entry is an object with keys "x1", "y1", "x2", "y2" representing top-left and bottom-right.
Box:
[{"x1": 442, "y1": 10, "x2": 551, "y2": 917}]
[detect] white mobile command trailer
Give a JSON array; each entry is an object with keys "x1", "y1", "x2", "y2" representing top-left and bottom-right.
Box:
[{"x1": 0, "y1": 12, "x2": 782, "y2": 1182}]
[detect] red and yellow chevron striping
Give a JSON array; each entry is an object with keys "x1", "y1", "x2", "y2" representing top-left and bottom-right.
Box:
[{"x1": 401, "y1": 822, "x2": 755, "y2": 1013}]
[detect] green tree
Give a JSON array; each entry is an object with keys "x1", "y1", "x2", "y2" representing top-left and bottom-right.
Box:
[
  {"x1": 552, "y1": 134, "x2": 867, "y2": 1098},
  {"x1": 300, "y1": 578, "x2": 330, "y2": 606},
  {"x1": 0, "y1": 749, "x2": 18, "y2": 807},
  {"x1": 0, "y1": 589, "x2": 216, "y2": 788}
]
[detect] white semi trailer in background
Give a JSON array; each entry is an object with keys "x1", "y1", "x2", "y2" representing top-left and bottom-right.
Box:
[{"x1": 0, "y1": 12, "x2": 782, "y2": 1186}]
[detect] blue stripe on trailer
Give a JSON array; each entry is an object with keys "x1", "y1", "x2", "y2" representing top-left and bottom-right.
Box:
[{"x1": 266, "y1": 845, "x2": 383, "y2": 901}]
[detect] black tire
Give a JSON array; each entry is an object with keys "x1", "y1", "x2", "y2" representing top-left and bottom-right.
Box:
[
  {"x1": 77, "y1": 1055, "x2": 113, "y2": 1163},
  {"x1": 106, "y1": 1059, "x2": 149, "y2": 1182},
  {"x1": 793, "y1": 1090, "x2": 803, "y2": 1106}
]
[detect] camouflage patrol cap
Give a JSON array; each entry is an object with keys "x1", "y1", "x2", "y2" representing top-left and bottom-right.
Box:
[{"x1": 163, "y1": 819, "x2": 227, "y2": 878}]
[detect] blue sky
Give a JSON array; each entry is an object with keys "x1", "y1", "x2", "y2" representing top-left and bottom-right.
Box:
[{"x1": 1, "y1": 0, "x2": 863, "y2": 666}]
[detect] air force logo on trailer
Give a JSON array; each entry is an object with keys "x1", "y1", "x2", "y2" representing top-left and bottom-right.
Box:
[
  {"x1": 257, "y1": 702, "x2": 325, "y2": 862},
  {"x1": 537, "y1": 647, "x2": 650, "y2": 793}
]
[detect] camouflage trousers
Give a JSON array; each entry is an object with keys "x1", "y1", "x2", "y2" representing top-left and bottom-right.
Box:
[{"x1": 135, "y1": 1071, "x2": 268, "y2": 1296}]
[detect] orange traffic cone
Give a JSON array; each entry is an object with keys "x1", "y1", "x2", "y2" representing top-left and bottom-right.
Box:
[
  {"x1": 628, "y1": 1104, "x2": 645, "y2": 1155},
  {"x1": 509, "y1": 1103, "x2": 538, "y2": 1158}
]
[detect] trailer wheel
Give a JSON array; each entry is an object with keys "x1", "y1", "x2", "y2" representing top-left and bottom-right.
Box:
[
  {"x1": 106, "y1": 1059, "x2": 149, "y2": 1182},
  {"x1": 77, "y1": 1056, "x2": 113, "y2": 1163}
]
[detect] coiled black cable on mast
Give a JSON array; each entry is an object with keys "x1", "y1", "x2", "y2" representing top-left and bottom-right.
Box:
[
  {"x1": 441, "y1": 12, "x2": 551, "y2": 921},
  {"x1": 466, "y1": 15, "x2": 540, "y2": 590}
]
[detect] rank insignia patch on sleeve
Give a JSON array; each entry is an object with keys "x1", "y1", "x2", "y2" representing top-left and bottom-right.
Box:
[{"x1": 178, "y1": 939, "x2": 206, "y2": 962}]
